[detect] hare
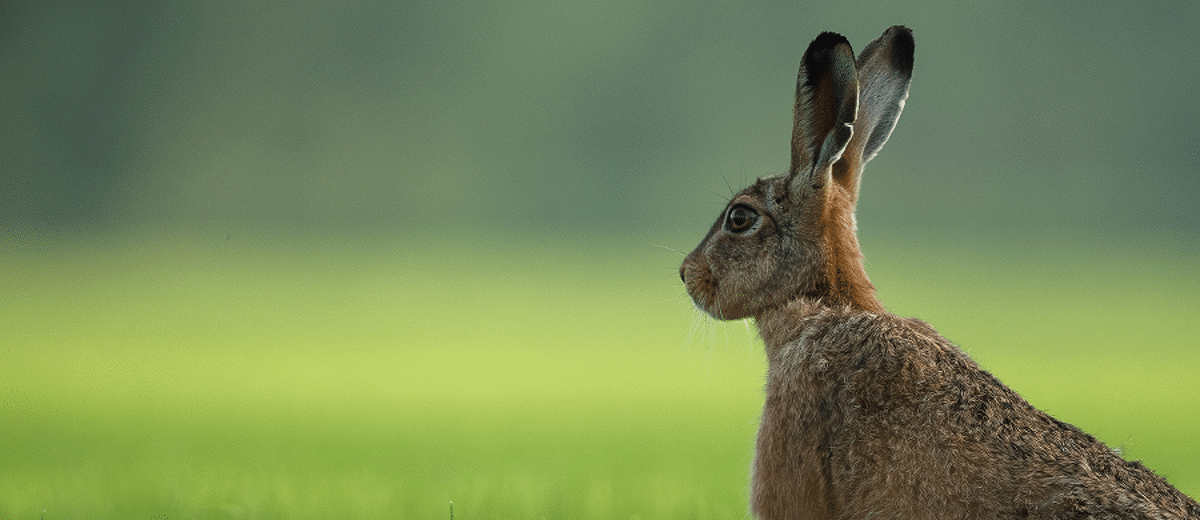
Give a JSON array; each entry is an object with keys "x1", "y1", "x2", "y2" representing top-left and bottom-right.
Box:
[{"x1": 679, "y1": 26, "x2": 1199, "y2": 520}]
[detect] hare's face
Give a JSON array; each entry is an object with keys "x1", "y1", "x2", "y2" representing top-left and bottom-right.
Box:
[
  {"x1": 680, "y1": 27, "x2": 912, "y2": 318},
  {"x1": 680, "y1": 176, "x2": 826, "y2": 320}
]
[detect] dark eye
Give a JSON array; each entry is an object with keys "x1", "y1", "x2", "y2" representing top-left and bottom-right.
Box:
[{"x1": 725, "y1": 205, "x2": 759, "y2": 233}]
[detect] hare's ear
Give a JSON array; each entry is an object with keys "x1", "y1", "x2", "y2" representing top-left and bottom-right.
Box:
[
  {"x1": 833, "y1": 25, "x2": 914, "y2": 202},
  {"x1": 788, "y1": 32, "x2": 859, "y2": 197}
]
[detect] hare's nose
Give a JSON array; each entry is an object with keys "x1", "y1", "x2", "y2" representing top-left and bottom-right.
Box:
[{"x1": 679, "y1": 265, "x2": 687, "y2": 284}]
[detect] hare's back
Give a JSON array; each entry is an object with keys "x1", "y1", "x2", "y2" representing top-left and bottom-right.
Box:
[{"x1": 786, "y1": 310, "x2": 1199, "y2": 519}]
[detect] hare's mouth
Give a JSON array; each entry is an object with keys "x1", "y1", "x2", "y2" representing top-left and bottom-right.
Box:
[{"x1": 680, "y1": 262, "x2": 717, "y2": 310}]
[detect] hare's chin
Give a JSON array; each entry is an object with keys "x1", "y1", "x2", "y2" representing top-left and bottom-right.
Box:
[
  {"x1": 685, "y1": 291, "x2": 725, "y2": 320},
  {"x1": 692, "y1": 292, "x2": 750, "y2": 321},
  {"x1": 686, "y1": 292, "x2": 713, "y2": 314}
]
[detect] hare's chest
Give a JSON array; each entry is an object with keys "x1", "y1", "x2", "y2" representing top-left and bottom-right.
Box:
[{"x1": 752, "y1": 354, "x2": 839, "y2": 519}]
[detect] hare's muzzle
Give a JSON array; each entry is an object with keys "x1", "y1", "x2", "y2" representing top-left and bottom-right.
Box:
[{"x1": 680, "y1": 255, "x2": 719, "y2": 315}]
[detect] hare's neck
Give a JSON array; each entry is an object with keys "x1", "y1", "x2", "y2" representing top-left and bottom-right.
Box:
[
  {"x1": 755, "y1": 298, "x2": 827, "y2": 352},
  {"x1": 755, "y1": 298, "x2": 883, "y2": 360},
  {"x1": 755, "y1": 203, "x2": 885, "y2": 352},
  {"x1": 820, "y1": 205, "x2": 884, "y2": 314}
]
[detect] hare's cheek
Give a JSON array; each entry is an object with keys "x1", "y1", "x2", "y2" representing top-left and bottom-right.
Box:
[{"x1": 702, "y1": 270, "x2": 751, "y2": 319}]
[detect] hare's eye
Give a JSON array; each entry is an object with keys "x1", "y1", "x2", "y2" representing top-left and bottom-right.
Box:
[{"x1": 725, "y1": 205, "x2": 759, "y2": 233}]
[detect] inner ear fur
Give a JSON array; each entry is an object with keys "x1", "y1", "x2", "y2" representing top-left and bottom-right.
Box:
[
  {"x1": 788, "y1": 32, "x2": 859, "y2": 212},
  {"x1": 832, "y1": 25, "x2": 914, "y2": 203}
]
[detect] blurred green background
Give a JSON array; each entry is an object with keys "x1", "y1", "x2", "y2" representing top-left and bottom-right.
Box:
[{"x1": 2, "y1": 0, "x2": 1198, "y2": 518}]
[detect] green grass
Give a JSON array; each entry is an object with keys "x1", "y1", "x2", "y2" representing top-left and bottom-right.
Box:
[{"x1": 2, "y1": 228, "x2": 1197, "y2": 519}]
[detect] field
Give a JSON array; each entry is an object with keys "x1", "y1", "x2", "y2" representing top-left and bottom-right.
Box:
[{"x1": 2, "y1": 228, "x2": 1197, "y2": 519}]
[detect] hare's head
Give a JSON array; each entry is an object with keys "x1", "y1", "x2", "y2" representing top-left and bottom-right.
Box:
[{"x1": 680, "y1": 27, "x2": 914, "y2": 320}]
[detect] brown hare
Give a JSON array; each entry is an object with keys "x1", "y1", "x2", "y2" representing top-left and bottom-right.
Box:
[{"x1": 679, "y1": 26, "x2": 1199, "y2": 520}]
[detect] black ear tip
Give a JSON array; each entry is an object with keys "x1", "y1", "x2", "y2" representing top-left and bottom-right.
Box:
[
  {"x1": 802, "y1": 31, "x2": 855, "y2": 86},
  {"x1": 809, "y1": 31, "x2": 851, "y2": 52},
  {"x1": 885, "y1": 26, "x2": 915, "y2": 75}
]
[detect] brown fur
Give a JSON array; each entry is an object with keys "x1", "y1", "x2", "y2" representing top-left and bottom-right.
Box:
[{"x1": 680, "y1": 26, "x2": 1199, "y2": 520}]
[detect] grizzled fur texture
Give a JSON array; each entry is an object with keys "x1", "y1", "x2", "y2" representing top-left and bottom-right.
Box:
[{"x1": 679, "y1": 26, "x2": 1199, "y2": 520}]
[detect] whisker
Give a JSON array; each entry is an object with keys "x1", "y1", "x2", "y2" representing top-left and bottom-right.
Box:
[
  {"x1": 651, "y1": 243, "x2": 687, "y2": 257},
  {"x1": 721, "y1": 172, "x2": 736, "y2": 197}
]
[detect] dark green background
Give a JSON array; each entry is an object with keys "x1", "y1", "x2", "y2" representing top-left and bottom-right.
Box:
[{"x1": 4, "y1": 0, "x2": 1198, "y2": 237}]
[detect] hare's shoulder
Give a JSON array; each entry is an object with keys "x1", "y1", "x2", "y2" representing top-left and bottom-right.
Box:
[
  {"x1": 796, "y1": 310, "x2": 1059, "y2": 424},
  {"x1": 780, "y1": 308, "x2": 978, "y2": 387},
  {"x1": 774, "y1": 307, "x2": 1065, "y2": 437}
]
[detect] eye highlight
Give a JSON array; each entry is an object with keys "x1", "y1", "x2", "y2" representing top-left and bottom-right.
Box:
[{"x1": 725, "y1": 205, "x2": 759, "y2": 233}]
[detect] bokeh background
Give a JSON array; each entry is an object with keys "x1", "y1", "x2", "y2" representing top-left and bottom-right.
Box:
[{"x1": 3, "y1": 0, "x2": 1198, "y2": 518}]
